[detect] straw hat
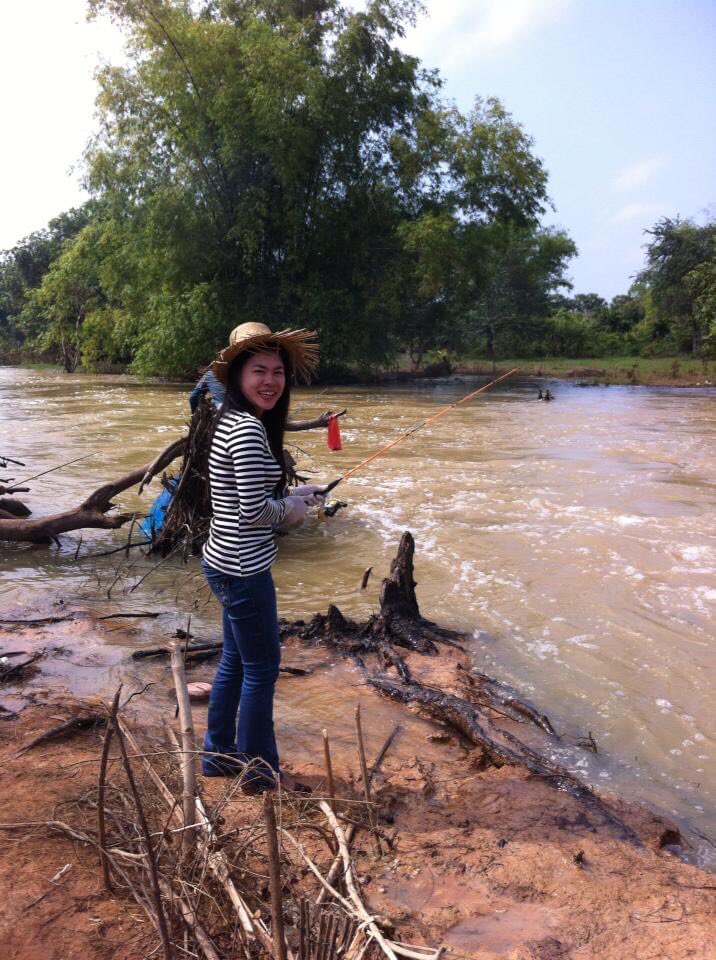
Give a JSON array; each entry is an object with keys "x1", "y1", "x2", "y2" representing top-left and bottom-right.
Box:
[{"x1": 211, "y1": 322, "x2": 319, "y2": 384}]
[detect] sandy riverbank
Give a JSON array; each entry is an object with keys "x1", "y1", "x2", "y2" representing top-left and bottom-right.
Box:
[{"x1": 1, "y1": 600, "x2": 714, "y2": 960}]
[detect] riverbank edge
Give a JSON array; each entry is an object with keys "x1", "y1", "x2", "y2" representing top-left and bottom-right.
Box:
[
  {"x1": 1, "y1": 600, "x2": 715, "y2": 959},
  {"x1": 2, "y1": 355, "x2": 714, "y2": 388}
]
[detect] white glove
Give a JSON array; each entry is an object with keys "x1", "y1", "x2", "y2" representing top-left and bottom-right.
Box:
[
  {"x1": 291, "y1": 484, "x2": 327, "y2": 506},
  {"x1": 282, "y1": 495, "x2": 309, "y2": 527}
]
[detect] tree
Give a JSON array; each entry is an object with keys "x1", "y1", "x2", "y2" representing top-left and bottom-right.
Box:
[
  {"x1": 0, "y1": 205, "x2": 95, "y2": 357},
  {"x1": 7, "y1": 2, "x2": 573, "y2": 374},
  {"x1": 77, "y1": 1, "x2": 566, "y2": 375},
  {"x1": 685, "y1": 254, "x2": 716, "y2": 356},
  {"x1": 638, "y1": 216, "x2": 716, "y2": 354},
  {"x1": 464, "y1": 223, "x2": 576, "y2": 360}
]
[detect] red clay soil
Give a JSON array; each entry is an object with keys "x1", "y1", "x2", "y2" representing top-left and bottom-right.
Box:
[
  {"x1": 0, "y1": 701, "x2": 151, "y2": 960},
  {"x1": 1, "y1": 661, "x2": 715, "y2": 960}
]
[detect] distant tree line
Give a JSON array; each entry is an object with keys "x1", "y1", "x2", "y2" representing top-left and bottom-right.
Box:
[
  {"x1": 532, "y1": 216, "x2": 716, "y2": 361},
  {"x1": 0, "y1": 1, "x2": 713, "y2": 375}
]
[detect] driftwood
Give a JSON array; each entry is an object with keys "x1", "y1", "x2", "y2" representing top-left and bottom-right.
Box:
[
  {"x1": 15, "y1": 712, "x2": 106, "y2": 756},
  {"x1": 132, "y1": 636, "x2": 309, "y2": 676},
  {"x1": 284, "y1": 531, "x2": 639, "y2": 844},
  {"x1": 0, "y1": 437, "x2": 186, "y2": 544}
]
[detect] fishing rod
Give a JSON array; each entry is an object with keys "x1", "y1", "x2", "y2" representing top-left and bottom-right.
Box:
[
  {"x1": 318, "y1": 367, "x2": 518, "y2": 496},
  {"x1": 11, "y1": 454, "x2": 94, "y2": 489}
]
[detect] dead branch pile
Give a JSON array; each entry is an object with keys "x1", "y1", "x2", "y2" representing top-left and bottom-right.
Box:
[
  {"x1": 0, "y1": 650, "x2": 440, "y2": 960},
  {"x1": 148, "y1": 397, "x2": 216, "y2": 558}
]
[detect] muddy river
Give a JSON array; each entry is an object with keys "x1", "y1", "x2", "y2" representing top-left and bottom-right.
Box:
[{"x1": 1, "y1": 366, "x2": 714, "y2": 864}]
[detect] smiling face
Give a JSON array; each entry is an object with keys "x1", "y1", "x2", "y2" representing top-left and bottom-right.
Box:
[{"x1": 238, "y1": 349, "x2": 286, "y2": 415}]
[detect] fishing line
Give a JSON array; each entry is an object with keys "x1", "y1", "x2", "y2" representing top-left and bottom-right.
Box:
[{"x1": 319, "y1": 368, "x2": 518, "y2": 495}]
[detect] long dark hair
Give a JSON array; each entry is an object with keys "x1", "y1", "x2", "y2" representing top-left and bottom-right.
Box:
[{"x1": 218, "y1": 346, "x2": 292, "y2": 488}]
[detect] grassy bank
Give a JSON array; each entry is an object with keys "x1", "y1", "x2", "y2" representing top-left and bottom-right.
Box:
[
  {"x1": 3, "y1": 353, "x2": 714, "y2": 387},
  {"x1": 454, "y1": 354, "x2": 714, "y2": 386}
]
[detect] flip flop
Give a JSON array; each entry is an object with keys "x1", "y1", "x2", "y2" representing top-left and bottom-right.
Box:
[{"x1": 187, "y1": 681, "x2": 212, "y2": 701}]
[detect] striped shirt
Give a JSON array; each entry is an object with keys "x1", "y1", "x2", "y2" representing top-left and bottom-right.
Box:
[{"x1": 203, "y1": 411, "x2": 288, "y2": 577}]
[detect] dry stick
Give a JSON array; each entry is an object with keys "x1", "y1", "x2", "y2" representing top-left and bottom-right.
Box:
[
  {"x1": 280, "y1": 829, "x2": 354, "y2": 914},
  {"x1": 316, "y1": 910, "x2": 328, "y2": 960},
  {"x1": 139, "y1": 436, "x2": 187, "y2": 495},
  {"x1": 114, "y1": 720, "x2": 175, "y2": 960},
  {"x1": 324, "y1": 913, "x2": 338, "y2": 960},
  {"x1": 125, "y1": 515, "x2": 138, "y2": 559},
  {"x1": 263, "y1": 793, "x2": 288, "y2": 960},
  {"x1": 287, "y1": 842, "x2": 432, "y2": 960},
  {"x1": 299, "y1": 899, "x2": 307, "y2": 960},
  {"x1": 98, "y1": 686, "x2": 123, "y2": 891},
  {"x1": 161, "y1": 727, "x2": 280, "y2": 959},
  {"x1": 170, "y1": 644, "x2": 198, "y2": 853},
  {"x1": 322, "y1": 729, "x2": 337, "y2": 815},
  {"x1": 316, "y1": 724, "x2": 400, "y2": 906},
  {"x1": 84, "y1": 539, "x2": 151, "y2": 559},
  {"x1": 318, "y1": 801, "x2": 397, "y2": 960},
  {"x1": 354, "y1": 704, "x2": 383, "y2": 857},
  {"x1": 156, "y1": 876, "x2": 221, "y2": 960}
]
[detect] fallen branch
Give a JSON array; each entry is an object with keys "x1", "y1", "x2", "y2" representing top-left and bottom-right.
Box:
[
  {"x1": 139, "y1": 437, "x2": 187, "y2": 495},
  {"x1": 15, "y1": 711, "x2": 106, "y2": 756},
  {"x1": 369, "y1": 675, "x2": 639, "y2": 842},
  {"x1": 0, "y1": 436, "x2": 186, "y2": 544}
]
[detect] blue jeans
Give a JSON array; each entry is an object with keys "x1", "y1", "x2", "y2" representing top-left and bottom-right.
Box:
[{"x1": 201, "y1": 562, "x2": 281, "y2": 784}]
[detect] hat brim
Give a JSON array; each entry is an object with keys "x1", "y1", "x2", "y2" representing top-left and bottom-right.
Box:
[{"x1": 211, "y1": 329, "x2": 319, "y2": 384}]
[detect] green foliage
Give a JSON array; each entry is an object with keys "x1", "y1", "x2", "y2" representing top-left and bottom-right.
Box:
[
  {"x1": 637, "y1": 216, "x2": 716, "y2": 355},
  {"x1": 0, "y1": 205, "x2": 95, "y2": 360},
  {"x1": 464, "y1": 223, "x2": 577, "y2": 358},
  {"x1": 4, "y1": 1, "x2": 574, "y2": 374}
]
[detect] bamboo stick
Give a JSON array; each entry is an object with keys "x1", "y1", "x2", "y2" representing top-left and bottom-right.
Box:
[
  {"x1": 355, "y1": 704, "x2": 382, "y2": 857},
  {"x1": 114, "y1": 720, "x2": 175, "y2": 960},
  {"x1": 170, "y1": 644, "x2": 198, "y2": 851},
  {"x1": 98, "y1": 686, "x2": 122, "y2": 891},
  {"x1": 322, "y1": 729, "x2": 337, "y2": 814},
  {"x1": 263, "y1": 793, "x2": 288, "y2": 960}
]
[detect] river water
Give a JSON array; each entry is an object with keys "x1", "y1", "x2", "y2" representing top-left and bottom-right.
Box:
[{"x1": 1, "y1": 366, "x2": 715, "y2": 864}]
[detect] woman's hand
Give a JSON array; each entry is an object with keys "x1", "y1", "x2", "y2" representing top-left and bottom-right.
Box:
[
  {"x1": 282, "y1": 495, "x2": 310, "y2": 527},
  {"x1": 291, "y1": 484, "x2": 327, "y2": 506},
  {"x1": 313, "y1": 410, "x2": 335, "y2": 428}
]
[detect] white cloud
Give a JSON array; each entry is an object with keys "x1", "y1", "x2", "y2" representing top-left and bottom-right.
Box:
[
  {"x1": 612, "y1": 202, "x2": 665, "y2": 225},
  {"x1": 398, "y1": 0, "x2": 574, "y2": 67},
  {"x1": 611, "y1": 156, "x2": 669, "y2": 192}
]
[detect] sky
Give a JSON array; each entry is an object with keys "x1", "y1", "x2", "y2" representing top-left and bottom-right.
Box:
[{"x1": 1, "y1": 0, "x2": 714, "y2": 300}]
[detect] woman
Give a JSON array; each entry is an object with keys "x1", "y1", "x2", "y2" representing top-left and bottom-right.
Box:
[{"x1": 201, "y1": 322, "x2": 324, "y2": 789}]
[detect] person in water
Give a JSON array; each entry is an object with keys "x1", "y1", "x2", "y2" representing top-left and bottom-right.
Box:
[
  {"x1": 201, "y1": 323, "x2": 325, "y2": 789},
  {"x1": 190, "y1": 339, "x2": 336, "y2": 431}
]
